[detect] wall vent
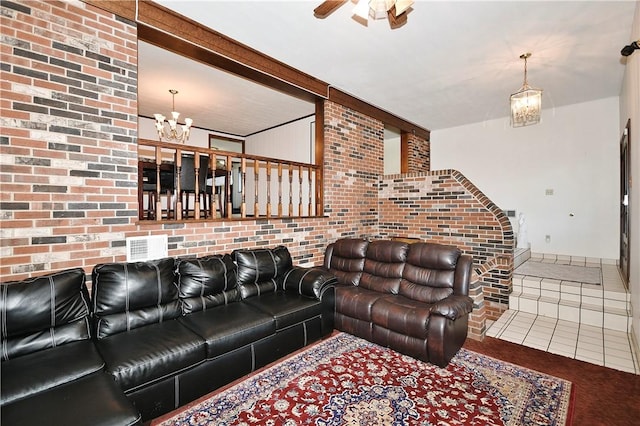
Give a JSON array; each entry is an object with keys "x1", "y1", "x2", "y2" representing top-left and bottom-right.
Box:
[{"x1": 126, "y1": 235, "x2": 168, "y2": 262}]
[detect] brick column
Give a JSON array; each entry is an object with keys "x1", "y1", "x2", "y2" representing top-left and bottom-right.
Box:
[{"x1": 403, "y1": 132, "x2": 430, "y2": 173}]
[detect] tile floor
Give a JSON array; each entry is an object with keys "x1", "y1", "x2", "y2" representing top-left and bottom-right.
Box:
[
  {"x1": 488, "y1": 310, "x2": 639, "y2": 374},
  {"x1": 487, "y1": 252, "x2": 640, "y2": 375}
]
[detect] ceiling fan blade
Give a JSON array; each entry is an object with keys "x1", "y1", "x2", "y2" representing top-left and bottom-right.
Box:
[
  {"x1": 314, "y1": 1, "x2": 347, "y2": 19},
  {"x1": 387, "y1": 5, "x2": 409, "y2": 29}
]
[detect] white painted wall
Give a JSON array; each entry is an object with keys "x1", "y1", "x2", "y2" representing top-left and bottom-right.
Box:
[
  {"x1": 431, "y1": 97, "x2": 620, "y2": 259},
  {"x1": 384, "y1": 135, "x2": 401, "y2": 175},
  {"x1": 245, "y1": 116, "x2": 315, "y2": 163},
  {"x1": 140, "y1": 115, "x2": 315, "y2": 161},
  {"x1": 619, "y1": 1, "x2": 640, "y2": 354}
]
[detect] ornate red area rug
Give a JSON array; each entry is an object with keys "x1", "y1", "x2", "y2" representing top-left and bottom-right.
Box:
[{"x1": 155, "y1": 333, "x2": 574, "y2": 425}]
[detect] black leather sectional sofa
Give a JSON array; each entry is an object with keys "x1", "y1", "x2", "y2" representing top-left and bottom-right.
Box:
[{"x1": 0, "y1": 246, "x2": 336, "y2": 425}]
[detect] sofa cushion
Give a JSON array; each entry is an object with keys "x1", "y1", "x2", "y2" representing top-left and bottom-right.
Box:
[
  {"x1": 233, "y1": 246, "x2": 292, "y2": 298},
  {"x1": 1, "y1": 372, "x2": 141, "y2": 426},
  {"x1": 324, "y1": 238, "x2": 369, "y2": 286},
  {"x1": 1, "y1": 268, "x2": 92, "y2": 360},
  {"x1": 359, "y1": 240, "x2": 408, "y2": 294},
  {"x1": 371, "y1": 295, "x2": 431, "y2": 339},
  {"x1": 92, "y1": 258, "x2": 180, "y2": 339},
  {"x1": 178, "y1": 254, "x2": 240, "y2": 314},
  {"x1": 399, "y1": 243, "x2": 460, "y2": 303},
  {"x1": 95, "y1": 320, "x2": 205, "y2": 392},
  {"x1": 1, "y1": 340, "x2": 104, "y2": 405},
  {"x1": 334, "y1": 286, "x2": 384, "y2": 322},
  {"x1": 178, "y1": 302, "x2": 275, "y2": 358},
  {"x1": 244, "y1": 292, "x2": 323, "y2": 331}
]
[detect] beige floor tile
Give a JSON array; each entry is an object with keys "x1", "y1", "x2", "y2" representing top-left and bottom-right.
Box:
[
  {"x1": 575, "y1": 352, "x2": 604, "y2": 365},
  {"x1": 548, "y1": 342, "x2": 576, "y2": 357},
  {"x1": 605, "y1": 346, "x2": 634, "y2": 361},
  {"x1": 500, "y1": 333, "x2": 525, "y2": 344},
  {"x1": 604, "y1": 360, "x2": 636, "y2": 374},
  {"x1": 578, "y1": 334, "x2": 603, "y2": 346}
]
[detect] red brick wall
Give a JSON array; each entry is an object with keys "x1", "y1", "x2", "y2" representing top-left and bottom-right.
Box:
[
  {"x1": 406, "y1": 133, "x2": 429, "y2": 172},
  {"x1": 1, "y1": 0, "x2": 138, "y2": 278},
  {"x1": 379, "y1": 170, "x2": 513, "y2": 262}
]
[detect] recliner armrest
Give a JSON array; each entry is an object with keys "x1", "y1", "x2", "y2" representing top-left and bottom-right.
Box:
[
  {"x1": 430, "y1": 295, "x2": 473, "y2": 320},
  {"x1": 281, "y1": 266, "x2": 337, "y2": 299}
]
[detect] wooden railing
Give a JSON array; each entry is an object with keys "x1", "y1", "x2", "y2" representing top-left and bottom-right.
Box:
[{"x1": 137, "y1": 139, "x2": 322, "y2": 221}]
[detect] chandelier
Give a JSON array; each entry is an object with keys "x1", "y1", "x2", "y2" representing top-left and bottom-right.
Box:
[
  {"x1": 510, "y1": 53, "x2": 542, "y2": 128},
  {"x1": 154, "y1": 89, "x2": 193, "y2": 143},
  {"x1": 352, "y1": 0, "x2": 414, "y2": 27}
]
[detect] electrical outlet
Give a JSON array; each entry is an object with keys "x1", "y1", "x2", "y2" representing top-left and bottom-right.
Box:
[{"x1": 545, "y1": 235, "x2": 551, "y2": 243}]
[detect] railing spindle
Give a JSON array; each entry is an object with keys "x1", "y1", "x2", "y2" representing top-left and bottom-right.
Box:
[
  {"x1": 208, "y1": 156, "x2": 214, "y2": 219},
  {"x1": 154, "y1": 146, "x2": 162, "y2": 220},
  {"x1": 254, "y1": 159, "x2": 259, "y2": 217},
  {"x1": 298, "y1": 165, "x2": 303, "y2": 216},
  {"x1": 307, "y1": 166, "x2": 312, "y2": 216},
  {"x1": 240, "y1": 157, "x2": 246, "y2": 218},
  {"x1": 288, "y1": 164, "x2": 293, "y2": 216},
  {"x1": 278, "y1": 163, "x2": 283, "y2": 216},
  {"x1": 316, "y1": 168, "x2": 322, "y2": 216},
  {"x1": 194, "y1": 152, "x2": 201, "y2": 220},
  {"x1": 266, "y1": 161, "x2": 272, "y2": 218},
  {"x1": 175, "y1": 150, "x2": 183, "y2": 220},
  {"x1": 225, "y1": 155, "x2": 232, "y2": 218}
]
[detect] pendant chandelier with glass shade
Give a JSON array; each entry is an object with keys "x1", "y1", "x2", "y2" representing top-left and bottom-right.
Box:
[
  {"x1": 154, "y1": 89, "x2": 193, "y2": 143},
  {"x1": 510, "y1": 53, "x2": 543, "y2": 128}
]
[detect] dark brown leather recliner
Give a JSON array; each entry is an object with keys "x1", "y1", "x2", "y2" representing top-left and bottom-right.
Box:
[{"x1": 324, "y1": 238, "x2": 473, "y2": 367}]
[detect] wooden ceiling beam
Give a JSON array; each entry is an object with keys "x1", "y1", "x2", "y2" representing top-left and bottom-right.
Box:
[
  {"x1": 137, "y1": 0, "x2": 329, "y2": 99},
  {"x1": 137, "y1": 25, "x2": 320, "y2": 104}
]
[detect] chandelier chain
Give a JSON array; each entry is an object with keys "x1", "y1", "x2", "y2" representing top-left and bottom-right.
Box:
[{"x1": 520, "y1": 52, "x2": 531, "y2": 87}]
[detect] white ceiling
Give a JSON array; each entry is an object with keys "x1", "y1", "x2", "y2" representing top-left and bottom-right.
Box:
[
  {"x1": 138, "y1": 40, "x2": 316, "y2": 137},
  {"x1": 140, "y1": 0, "x2": 637, "y2": 135}
]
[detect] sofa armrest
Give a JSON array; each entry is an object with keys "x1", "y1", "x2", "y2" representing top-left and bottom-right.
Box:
[
  {"x1": 281, "y1": 266, "x2": 337, "y2": 299},
  {"x1": 430, "y1": 295, "x2": 473, "y2": 321}
]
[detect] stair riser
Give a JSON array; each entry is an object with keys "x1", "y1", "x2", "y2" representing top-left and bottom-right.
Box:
[{"x1": 509, "y1": 294, "x2": 631, "y2": 332}]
